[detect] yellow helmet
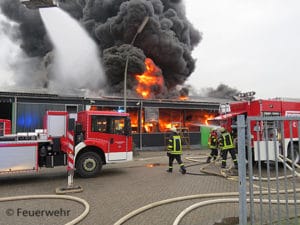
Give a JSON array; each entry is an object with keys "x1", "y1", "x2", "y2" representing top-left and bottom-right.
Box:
[
  {"x1": 219, "y1": 127, "x2": 226, "y2": 133},
  {"x1": 170, "y1": 127, "x2": 177, "y2": 132}
]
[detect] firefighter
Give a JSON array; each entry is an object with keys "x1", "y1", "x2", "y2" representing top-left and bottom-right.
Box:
[
  {"x1": 218, "y1": 127, "x2": 238, "y2": 169},
  {"x1": 166, "y1": 127, "x2": 186, "y2": 174},
  {"x1": 206, "y1": 128, "x2": 219, "y2": 163}
]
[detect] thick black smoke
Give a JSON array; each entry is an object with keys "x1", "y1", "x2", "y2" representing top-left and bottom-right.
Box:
[
  {"x1": 0, "y1": 0, "x2": 201, "y2": 98},
  {"x1": 0, "y1": 0, "x2": 52, "y2": 57},
  {"x1": 204, "y1": 84, "x2": 240, "y2": 99}
]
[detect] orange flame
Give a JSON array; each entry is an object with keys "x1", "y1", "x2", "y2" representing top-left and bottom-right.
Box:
[
  {"x1": 179, "y1": 95, "x2": 188, "y2": 101},
  {"x1": 127, "y1": 109, "x2": 217, "y2": 133},
  {"x1": 204, "y1": 114, "x2": 215, "y2": 125},
  {"x1": 135, "y1": 58, "x2": 164, "y2": 99}
]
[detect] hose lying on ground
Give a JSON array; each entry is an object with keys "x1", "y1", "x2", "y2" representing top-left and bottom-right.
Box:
[
  {"x1": 0, "y1": 194, "x2": 90, "y2": 225},
  {"x1": 185, "y1": 155, "x2": 236, "y2": 179},
  {"x1": 113, "y1": 188, "x2": 300, "y2": 225},
  {"x1": 186, "y1": 155, "x2": 300, "y2": 181},
  {"x1": 173, "y1": 197, "x2": 300, "y2": 225},
  {"x1": 114, "y1": 154, "x2": 300, "y2": 224}
]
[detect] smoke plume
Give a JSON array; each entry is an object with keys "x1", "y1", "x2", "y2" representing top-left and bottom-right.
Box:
[
  {"x1": 202, "y1": 84, "x2": 240, "y2": 99},
  {"x1": 0, "y1": 0, "x2": 201, "y2": 98},
  {"x1": 0, "y1": 7, "x2": 49, "y2": 89}
]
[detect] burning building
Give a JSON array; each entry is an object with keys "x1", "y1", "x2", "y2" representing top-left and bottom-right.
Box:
[
  {"x1": 0, "y1": 90, "x2": 228, "y2": 149},
  {"x1": 0, "y1": 1, "x2": 239, "y2": 149}
]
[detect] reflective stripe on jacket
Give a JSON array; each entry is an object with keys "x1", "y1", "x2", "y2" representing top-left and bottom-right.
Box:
[
  {"x1": 219, "y1": 132, "x2": 235, "y2": 150},
  {"x1": 167, "y1": 134, "x2": 182, "y2": 155},
  {"x1": 208, "y1": 134, "x2": 218, "y2": 149}
]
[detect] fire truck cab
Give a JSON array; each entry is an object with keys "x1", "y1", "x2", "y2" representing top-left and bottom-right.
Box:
[
  {"x1": 210, "y1": 98, "x2": 300, "y2": 164},
  {"x1": 0, "y1": 110, "x2": 133, "y2": 178},
  {"x1": 74, "y1": 110, "x2": 132, "y2": 177}
]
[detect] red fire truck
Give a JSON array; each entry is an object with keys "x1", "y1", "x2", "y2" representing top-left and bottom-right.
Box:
[
  {"x1": 211, "y1": 98, "x2": 300, "y2": 164},
  {"x1": 0, "y1": 119, "x2": 11, "y2": 136},
  {"x1": 0, "y1": 110, "x2": 133, "y2": 177}
]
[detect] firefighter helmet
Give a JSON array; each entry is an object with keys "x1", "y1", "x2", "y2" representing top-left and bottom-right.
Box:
[
  {"x1": 170, "y1": 127, "x2": 177, "y2": 133},
  {"x1": 219, "y1": 127, "x2": 226, "y2": 133}
]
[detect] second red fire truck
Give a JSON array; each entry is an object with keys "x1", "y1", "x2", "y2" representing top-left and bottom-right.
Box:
[
  {"x1": 0, "y1": 110, "x2": 133, "y2": 178},
  {"x1": 211, "y1": 97, "x2": 300, "y2": 164}
]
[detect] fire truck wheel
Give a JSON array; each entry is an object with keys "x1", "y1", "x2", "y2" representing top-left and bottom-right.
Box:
[
  {"x1": 76, "y1": 151, "x2": 102, "y2": 178},
  {"x1": 288, "y1": 143, "x2": 300, "y2": 165}
]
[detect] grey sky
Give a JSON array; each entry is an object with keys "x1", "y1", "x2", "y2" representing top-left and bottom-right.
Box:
[{"x1": 184, "y1": 0, "x2": 300, "y2": 99}]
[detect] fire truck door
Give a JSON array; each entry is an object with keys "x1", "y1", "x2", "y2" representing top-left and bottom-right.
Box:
[
  {"x1": 107, "y1": 117, "x2": 128, "y2": 161},
  {"x1": 91, "y1": 115, "x2": 129, "y2": 161},
  {"x1": 107, "y1": 135, "x2": 128, "y2": 161}
]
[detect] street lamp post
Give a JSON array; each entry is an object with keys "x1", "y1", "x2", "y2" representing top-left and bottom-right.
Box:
[{"x1": 123, "y1": 16, "x2": 149, "y2": 113}]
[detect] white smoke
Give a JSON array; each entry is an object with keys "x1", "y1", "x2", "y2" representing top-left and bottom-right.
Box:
[
  {"x1": 0, "y1": 11, "x2": 49, "y2": 90},
  {"x1": 0, "y1": 12, "x2": 21, "y2": 87},
  {"x1": 40, "y1": 7, "x2": 106, "y2": 95}
]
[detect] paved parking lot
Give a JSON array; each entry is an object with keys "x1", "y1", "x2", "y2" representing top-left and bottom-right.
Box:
[{"x1": 0, "y1": 149, "x2": 242, "y2": 225}]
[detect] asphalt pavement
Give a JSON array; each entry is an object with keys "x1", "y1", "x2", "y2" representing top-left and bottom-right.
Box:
[{"x1": 0, "y1": 149, "x2": 242, "y2": 225}]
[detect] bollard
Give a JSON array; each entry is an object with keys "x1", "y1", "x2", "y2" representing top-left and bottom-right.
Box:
[
  {"x1": 56, "y1": 131, "x2": 83, "y2": 194},
  {"x1": 67, "y1": 146, "x2": 75, "y2": 187}
]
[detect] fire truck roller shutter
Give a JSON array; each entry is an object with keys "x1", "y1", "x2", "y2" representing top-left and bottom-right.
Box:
[
  {"x1": 75, "y1": 148, "x2": 103, "y2": 178},
  {"x1": 38, "y1": 142, "x2": 53, "y2": 167}
]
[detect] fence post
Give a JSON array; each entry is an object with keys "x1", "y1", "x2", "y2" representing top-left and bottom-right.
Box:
[{"x1": 237, "y1": 115, "x2": 247, "y2": 225}]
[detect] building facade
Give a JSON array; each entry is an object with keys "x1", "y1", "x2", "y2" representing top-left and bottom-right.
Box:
[{"x1": 0, "y1": 91, "x2": 226, "y2": 150}]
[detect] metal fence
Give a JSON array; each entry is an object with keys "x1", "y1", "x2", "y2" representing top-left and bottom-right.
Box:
[{"x1": 237, "y1": 115, "x2": 300, "y2": 225}]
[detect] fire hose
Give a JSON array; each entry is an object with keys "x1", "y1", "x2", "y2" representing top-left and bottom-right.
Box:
[
  {"x1": 173, "y1": 196, "x2": 300, "y2": 225},
  {"x1": 185, "y1": 155, "x2": 237, "y2": 179},
  {"x1": 186, "y1": 154, "x2": 300, "y2": 180},
  {"x1": 0, "y1": 194, "x2": 90, "y2": 225},
  {"x1": 113, "y1": 188, "x2": 300, "y2": 225},
  {"x1": 174, "y1": 155, "x2": 300, "y2": 224},
  {"x1": 113, "y1": 153, "x2": 300, "y2": 225}
]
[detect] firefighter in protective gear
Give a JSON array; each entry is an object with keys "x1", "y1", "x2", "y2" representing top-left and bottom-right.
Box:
[
  {"x1": 218, "y1": 127, "x2": 238, "y2": 169},
  {"x1": 206, "y1": 128, "x2": 219, "y2": 163},
  {"x1": 166, "y1": 127, "x2": 186, "y2": 174}
]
